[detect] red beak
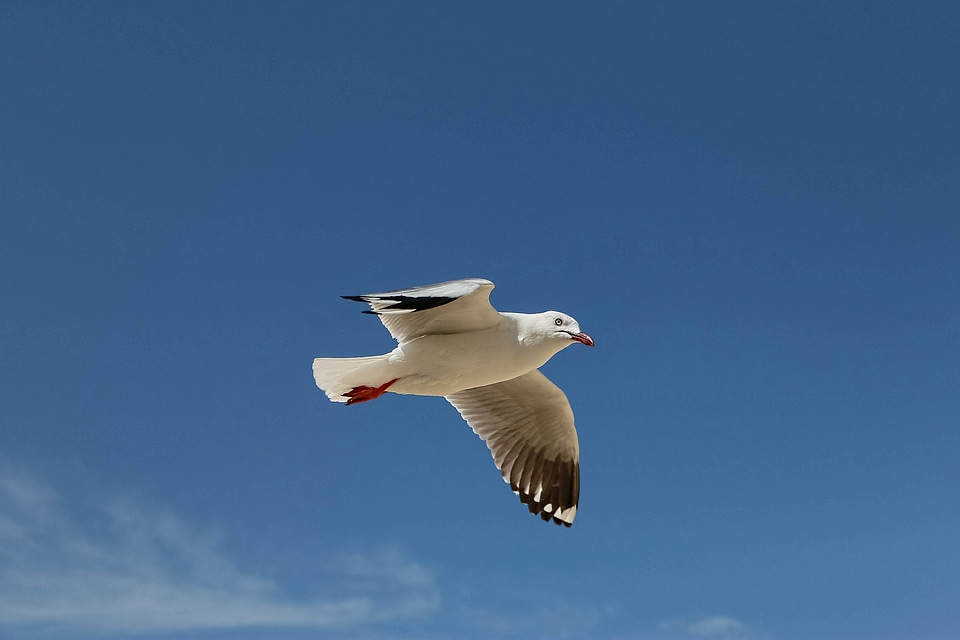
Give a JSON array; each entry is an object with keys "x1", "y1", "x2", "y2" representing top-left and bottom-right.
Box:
[{"x1": 571, "y1": 332, "x2": 594, "y2": 347}]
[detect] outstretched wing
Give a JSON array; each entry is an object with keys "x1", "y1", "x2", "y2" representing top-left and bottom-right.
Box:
[
  {"x1": 343, "y1": 278, "x2": 502, "y2": 343},
  {"x1": 446, "y1": 370, "x2": 580, "y2": 527}
]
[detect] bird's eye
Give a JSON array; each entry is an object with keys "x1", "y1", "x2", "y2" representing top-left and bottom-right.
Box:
[{"x1": 555, "y1": 318, "x2": 563, "y2": 326}]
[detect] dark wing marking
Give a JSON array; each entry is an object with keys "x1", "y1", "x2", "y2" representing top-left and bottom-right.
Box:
[{"x1": 343, "y1": 294, "x2": 458, "y2": 314}]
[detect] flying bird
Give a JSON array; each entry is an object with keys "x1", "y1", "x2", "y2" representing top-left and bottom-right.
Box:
[{"x1": 312, "y1": 278, "x2": 593, "y2": 526}]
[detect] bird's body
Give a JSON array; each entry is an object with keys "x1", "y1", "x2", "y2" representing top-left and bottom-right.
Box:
[
  {"x1": 315, "y1": 312, "x2": 573, "y2": 398},
  {"x1": 312, "y1": 278, "x2": 593, "y2": 526}
]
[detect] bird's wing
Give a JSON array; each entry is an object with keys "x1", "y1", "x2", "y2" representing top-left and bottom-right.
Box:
[
  {"x1": 343, "y1": 278, "x2": 502, "y2": 343},
  {"x1": 446, "y1": 369, "x2": 580, "y2": 526}
]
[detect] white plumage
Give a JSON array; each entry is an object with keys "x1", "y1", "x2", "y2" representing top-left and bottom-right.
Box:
[{"x1": 312, "y1": 278, "x2": 593, "y2": 527}]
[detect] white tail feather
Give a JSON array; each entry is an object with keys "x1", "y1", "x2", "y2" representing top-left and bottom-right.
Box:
[{"x1": 312, "y1": 355, "x2": 390, "y2": 402}]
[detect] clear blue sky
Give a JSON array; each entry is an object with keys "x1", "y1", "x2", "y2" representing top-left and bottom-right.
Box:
[{"x1": 2, "y1": 2, "x2": 959, "y2": 639}]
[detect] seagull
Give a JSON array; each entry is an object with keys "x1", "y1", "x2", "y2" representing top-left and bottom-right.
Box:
[{"x1": 312, "y1": 278, "x2": 593, "y2": 527}]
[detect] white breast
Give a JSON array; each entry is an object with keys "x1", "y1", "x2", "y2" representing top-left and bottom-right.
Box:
[{"x1": 387, "y1": 323, "x2": 558, "y2": 397}]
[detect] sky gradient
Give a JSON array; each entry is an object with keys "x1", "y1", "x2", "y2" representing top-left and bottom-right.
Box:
[{"x1": 2, "y1": 2, "x2": 959, "y2": 639}]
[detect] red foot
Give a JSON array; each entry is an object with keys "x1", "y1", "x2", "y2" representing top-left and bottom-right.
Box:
[{"x1": 344, "y1": 378, "x2": 399, "y2": 405}]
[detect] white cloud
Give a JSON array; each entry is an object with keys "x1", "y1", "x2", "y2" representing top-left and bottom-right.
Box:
[
  {"x1": 688, "y1": 616, "x2": 744, "y2": 637},
  {"x1": 0, "y1": 469, "x2": 439, "y2": 634},
  {"x1": 659, "y1": 615, "x2": 751, "y2": 639}
]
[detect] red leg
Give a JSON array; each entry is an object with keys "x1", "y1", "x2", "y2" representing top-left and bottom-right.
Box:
[{"x1": 344, "y1": 378, "x2": 399, "y2": 405}]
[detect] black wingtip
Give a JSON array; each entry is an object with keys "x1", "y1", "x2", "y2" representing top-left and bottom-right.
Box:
[
  {"x1": 342, "y1": 295, "x2": 381, "y2": 314},
  {"x1": 341, "y1": 293, "x2": 457, "y2": 314}
]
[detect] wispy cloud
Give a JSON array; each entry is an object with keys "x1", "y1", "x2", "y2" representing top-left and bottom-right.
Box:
[
  {"x1": 0, "y1": 469, "x2": 439, "y2": 634},
  {"x1": 659, "y1": 615, "x2": 758, "y2": 640},
  {"x1": 687, "y1": 616, "x2": 744, "y2": 637}
]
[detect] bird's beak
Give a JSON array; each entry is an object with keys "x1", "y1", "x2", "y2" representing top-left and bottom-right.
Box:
[{"x1": 570, "y1": 331, "x2": 594, "y2": 347}]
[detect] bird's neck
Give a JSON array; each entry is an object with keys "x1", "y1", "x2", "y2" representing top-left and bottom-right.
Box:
[{"x1": 506, "y1": 313, "x2": 568, "y2": 356}]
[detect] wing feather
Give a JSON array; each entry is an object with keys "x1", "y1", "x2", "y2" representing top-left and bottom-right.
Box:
[
  {"x1": 446, "y1": 370, "x2": 581, "y2": 527},
  {"x1": 343, "y1": 278, "x2": 501, "y2": 343}
]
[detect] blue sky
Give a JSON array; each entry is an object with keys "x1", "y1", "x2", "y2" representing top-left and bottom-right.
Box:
[{"x1": 2, "y1": 2, "x2": 959, "y2": 639}]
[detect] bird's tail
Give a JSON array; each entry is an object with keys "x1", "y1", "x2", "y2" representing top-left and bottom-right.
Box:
[{"x1": 312, "y1": 355, "x2": 391, "y2": 403}]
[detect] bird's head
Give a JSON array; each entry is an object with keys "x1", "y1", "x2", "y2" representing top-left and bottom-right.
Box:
[{"x1": 537, "y1": 311, "x2": 594, "y2": 348}]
